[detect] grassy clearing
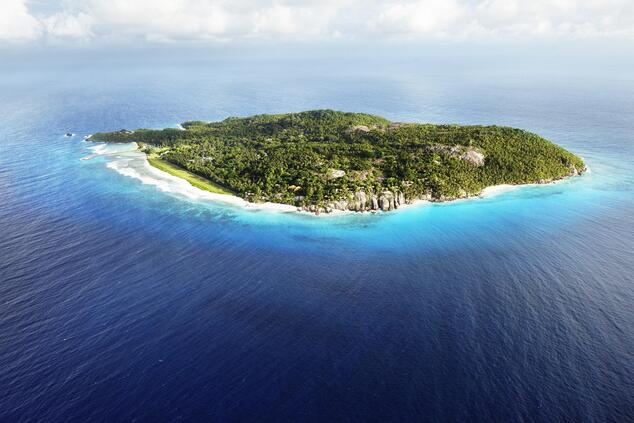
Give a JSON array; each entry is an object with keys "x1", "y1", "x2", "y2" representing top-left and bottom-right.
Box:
[{"x1": 147, "y1": 155, "x2": 234, "y2": 195}]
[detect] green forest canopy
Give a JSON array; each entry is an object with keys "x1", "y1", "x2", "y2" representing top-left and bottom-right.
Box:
[{"x1": 91, "y1": 110, "x2": 585, "y2": 206}]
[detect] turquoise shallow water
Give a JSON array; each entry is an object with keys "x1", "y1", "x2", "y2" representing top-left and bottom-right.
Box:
[{"x1": 0, "y1": 52, "x2": 633, "y2": 421}]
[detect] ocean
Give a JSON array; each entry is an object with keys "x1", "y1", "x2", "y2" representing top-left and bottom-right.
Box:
[{"x1": 1, "y1": 48, "x2": 633, "y2": 421}]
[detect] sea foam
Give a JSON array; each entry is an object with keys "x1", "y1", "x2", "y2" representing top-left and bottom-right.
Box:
[{"x1": 105, "y1": 152, "x2": 297, "y2": 213}]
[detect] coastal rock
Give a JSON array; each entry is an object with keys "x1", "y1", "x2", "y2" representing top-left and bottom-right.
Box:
[
  {"x1": 568, "y1": 164, "x2": 584, "y2": 176},
  {"x1": 370, "y1": 194, "x2": 379, "y2": 210},
  {"x1": 327, "y1": 199, "x2": 348, "y2": 211},
  {"x1": 379, "y1": 191, "x2": 394, "y2": 211},
  {"x1": 352, "y1": 191, "x2": 367, "y2": 211}
]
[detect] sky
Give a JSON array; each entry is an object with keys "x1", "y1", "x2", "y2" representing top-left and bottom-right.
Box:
[{"x1": 2, "y1": 0, "x2": 634, "y2": 45}]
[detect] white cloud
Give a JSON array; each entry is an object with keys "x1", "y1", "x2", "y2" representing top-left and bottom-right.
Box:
[
  {"x1": 470, "y1": 0, "x2": 634, "y2": 38},
  {"x1": 2, "y1": 0, "x2": 634, "y2": 44},
  {"x1": 82, "y1": 0, "x2": 352, "y2": 41},
  {"x1": 368, "y1": 0, "x2": 634, "y2": 40},
  {"x1": 44, "y1": 12, "x2": 94, "y2": 40},
  {"x1": 0, "y1": 0, "x2": 42, "y2": 41},
  {"x1": 87, "y1": 0, "x2": 231, "y2": 40},
  {"x1": 369, "y1": 0, "x2": 466, "y2": 36}
]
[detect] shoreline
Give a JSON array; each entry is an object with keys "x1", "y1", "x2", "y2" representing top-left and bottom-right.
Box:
[
  {"x1": 131, "y1": 143, "x2": 298, "y2": 213},
  {"x1": 90, "y1": 141, "x2": 585, "y2": 217}
]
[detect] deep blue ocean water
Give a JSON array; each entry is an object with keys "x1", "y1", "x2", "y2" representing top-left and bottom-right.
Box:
[{"x1": 1, "y1": 50, "x2": 633, "y2": 422}]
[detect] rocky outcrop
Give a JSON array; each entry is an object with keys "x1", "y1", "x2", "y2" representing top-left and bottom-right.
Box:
[
  {"x1": 297, "y1": 184, "x2": 494, "y2": 214},
  {"x1": 387, "y1": 122, "x2": 411, "y2": 130},
  {"x1": 459, "y1": 149, "x2": 485, "y2": 166},
  {"x1": 353, "y1": 191, "x2": 367, "y2": 211},
  {"x1": 346, "y1": 124, "x2": 387, "y2": 134},
  {"x1": 327, "y1": 169, "x2": 346, "y2": 179},
  {"x1": 297, "y1": 161, "x2": 586, "y2": 214},
  {"x1": 568, "y1": 164, "x2": 587, "y2": 176},
  {"x1": 370, "y1": 193, "x2": 379, "y2": 210},
  {"x1": 427, "y1": 144, "x2": 486, "y2": 166},
  {"x1": 349, "y1": 125, "x2": 371, "y2": 133},
  {"x1": 301, "y1": 188, "x2": 414, "y2": 214}
]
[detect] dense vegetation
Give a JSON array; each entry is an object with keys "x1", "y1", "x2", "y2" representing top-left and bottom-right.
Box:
[{"x1": 91, "y1": 110, "x2": 585, "y2": 209}]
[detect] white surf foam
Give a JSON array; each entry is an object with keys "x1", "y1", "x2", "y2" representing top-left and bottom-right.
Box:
[
  {"x1": 89, "y1": 142, "x2": 138, "y2": 156},
  {"x1": 479, "y1": 184, "x2": 520, "y2": 198},
  {"x1": 89, "y1": 144, "x2": 108, "y2": 155},
  {"x1": 105, "y1": 153, "x2": 297, "y2": 213}
]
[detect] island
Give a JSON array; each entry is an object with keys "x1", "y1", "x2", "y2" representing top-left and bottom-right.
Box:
[{"x1": 89, "y1": 110, "x2": 586, "y2": 213}]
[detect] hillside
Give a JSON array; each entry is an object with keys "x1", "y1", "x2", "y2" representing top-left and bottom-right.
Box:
[{"x1": 90, "y1": 110, "x2": 586, "y2": 212}]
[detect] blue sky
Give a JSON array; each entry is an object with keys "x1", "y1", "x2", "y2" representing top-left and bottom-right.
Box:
[{"x1": 2, "y1": 0, "x2": 634, "y2": 45}]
